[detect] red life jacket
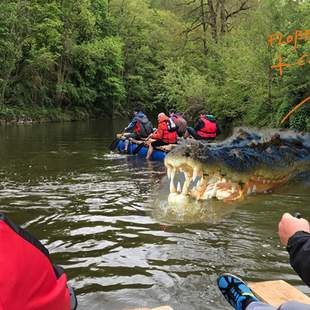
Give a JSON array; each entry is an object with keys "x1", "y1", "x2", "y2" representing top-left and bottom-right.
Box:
[
  {"x1": 0, "y1": 214, "x2": 71, "y2": 310},
  {"x1": 152, "y1": 120, "x2": 177, "y2": 144},
  {"x1": 133, "y1": 121, "x2": 142, "y2": 135},
  {"x1": 197, "y1": 116, "x2": 217, "y2": 138},
  {"x1": 162, "y1": 121, "x2": 177, "y2": 143},
  {"x1": 133, "y1": 118, "x2": 153, "y2": 138}
]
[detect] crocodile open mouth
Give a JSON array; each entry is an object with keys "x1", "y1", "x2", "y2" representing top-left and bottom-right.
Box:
[{"x1": 164, "y1": 156, "x2": 289, "y2": 203}]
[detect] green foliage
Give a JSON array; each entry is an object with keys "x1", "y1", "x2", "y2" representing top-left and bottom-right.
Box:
[
  {"x1": 0, "y1": 0, "x2": 309, "y2": 130},
  {"x1": 0, "y1": 0, "x2": 124, "y2": 117}
]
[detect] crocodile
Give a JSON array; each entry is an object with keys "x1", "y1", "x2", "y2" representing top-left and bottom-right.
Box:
[{"x1": 164, "y1": 128, "x2": 310, "y2": 205}]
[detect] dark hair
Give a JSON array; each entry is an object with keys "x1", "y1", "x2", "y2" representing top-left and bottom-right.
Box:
[
  {"x1": 169, "y1": 109, "x2": 175, "y2": 115},
  {"x1": 134, "y1": 102, "x2": 144, "y2": 113}
]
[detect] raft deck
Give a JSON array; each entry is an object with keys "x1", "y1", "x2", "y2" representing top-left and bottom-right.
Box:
[
  {"x1": 116, "y1": 135, "x2": 177, "y2": 161},
  {"x1": 117, "y1": 134, "x2": 177, "y2": 152},
  {"x1": 249, "y1": 280, "x2": 310, "y2": 307}
]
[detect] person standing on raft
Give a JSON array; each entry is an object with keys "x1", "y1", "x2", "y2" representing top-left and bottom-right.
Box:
[{"x1": 145, "y1": 113, "x2": 177, "y2": 160}]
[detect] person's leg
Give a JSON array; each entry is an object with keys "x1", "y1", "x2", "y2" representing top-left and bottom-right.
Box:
[
  {"x1": 124, "y1": 133, "x2": 139, "y2": 152},
  {"x1": 247, "y1": 301, "x2": 310, "y2": 310},
  {"x1": 124, "y1": 139, "x2": 129, "y2": 152},
  {"x1": 217, "y1": 274, "x2": 258, "y2": 310},
  {"x1": 186, "y1": 127, "x2": 203, "y2": 140},
  {"x1": 218, "y1": 274, "x2": 310, "y2": 310},
  {"x1": 146, "y1": 141, "x2": 154, "y2": 160},
  {"x1": 146, "y1": 140, "x2": 167, "y2": 159},
  {"x1": 246, "y1": 302, "x2": 276, "y2": 310},
  {"x1": 278, "y1": 301, "x2": 310, "y2": 310}
]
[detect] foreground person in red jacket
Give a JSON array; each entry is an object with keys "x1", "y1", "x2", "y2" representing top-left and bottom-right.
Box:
[
  {"x1": 0, "y1": 213, "x2": 77, "y2": 310},
  {"x1": 146, "y1": 113, "x2": 177, "y2": 160},
  {"x1": 217, "y1": 213, "x2": 310, "y2": 310}
]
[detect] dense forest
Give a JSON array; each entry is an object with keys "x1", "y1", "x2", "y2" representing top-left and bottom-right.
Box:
[{"x1": 0, "y1": 0, "x2": 309, "y2": 130}]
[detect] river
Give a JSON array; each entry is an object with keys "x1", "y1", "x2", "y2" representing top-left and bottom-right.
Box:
[{"x1": 0, "y1": 120, "x2": 309, "y2": 310}]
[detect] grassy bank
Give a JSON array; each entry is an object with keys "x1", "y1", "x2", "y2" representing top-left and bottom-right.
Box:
[{"x1": 0, "y1": 105, "x2": 100, "y2": 124}]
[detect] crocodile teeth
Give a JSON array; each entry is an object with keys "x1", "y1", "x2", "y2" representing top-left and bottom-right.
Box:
[
  {"x1": 252, "y1": 184, "x2": 257, "y2": 193},
  {"x1": 167, "y1": 167, "x2": 171, "y2": 179},
  {"x1": 170, "y1": 179, "x2": 176, "y2": 193},
  {"x1": 170, "y1": 168, "x2": 176, "y2": 193},
  {"x1": 177, "y1": 182, "x2": 182, "y2": 193},
  {"x1": 192, "y1": 168, "x2": 198, "y2": 182}
]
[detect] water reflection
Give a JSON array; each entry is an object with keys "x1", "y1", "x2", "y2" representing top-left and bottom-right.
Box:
[{"x1": 0, "y1": 121, "x2": 310, "y2": 310}]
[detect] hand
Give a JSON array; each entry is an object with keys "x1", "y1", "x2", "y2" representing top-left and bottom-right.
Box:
[{"x1": 278, "y1": 213, "x2": 310, "y2": 246}]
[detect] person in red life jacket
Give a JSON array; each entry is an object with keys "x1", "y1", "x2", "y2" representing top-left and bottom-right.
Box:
[
  {"x1": 0, "y1": 213, "x2": 77, "y2": 310},
  {"x1": 169, "y1": 110, "x2": 188, "y2": 137},
  {"x1": 124, "y1": 111, "x2": 153, "y2": 140},
  {"x1": 146, "y1": 113, "x2": 177, "y2": 160},
  {"x1": 185, "y1": 112, "x2": 221, "y2": 141},
  {"x1": 123, "y1": 110, "x2": 153, "y2": 152}
]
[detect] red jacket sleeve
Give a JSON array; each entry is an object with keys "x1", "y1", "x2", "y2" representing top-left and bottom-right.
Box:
[{"x1": 152, "y1": 123, "x2": 165, "y2": 140}]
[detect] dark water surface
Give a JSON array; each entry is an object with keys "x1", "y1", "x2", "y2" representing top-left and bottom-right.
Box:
[{"x1": 1, "y1": 120, "x2": 310, "y2": 310}]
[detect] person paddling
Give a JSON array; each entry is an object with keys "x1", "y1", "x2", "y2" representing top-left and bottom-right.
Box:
[
  {"x1": 217, "y1": 213, "x2": 310, "y2": 310},
  {"x1": 145, "y1": 113, "x2": 177, "y2": 160},
  {"x1": 123, "y1": 110, "x2": 153, "y2": 152},
  {"x1": 185, "y1": 112, "x2": 221, "y2": 141}
]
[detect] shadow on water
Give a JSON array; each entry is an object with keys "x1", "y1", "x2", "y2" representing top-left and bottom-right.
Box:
[{"x1": 0, "y1": 120, "x2": 310, "y2": 310}]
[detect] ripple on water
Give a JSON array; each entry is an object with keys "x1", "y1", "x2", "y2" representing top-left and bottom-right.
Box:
[{"x1": 1, "y1": 122, "x2": 310, "y2": 310}]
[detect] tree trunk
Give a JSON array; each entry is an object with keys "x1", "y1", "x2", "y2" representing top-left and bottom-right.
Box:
[
  {"x1": 207, "y1": 0, "x2": 217, "y2": 42},
  {"x1": 219, "y1": 0, "x2": 226, "y2": 35},
  {"x1": 200, "y1": 0, "x2": 208, "y2": 54}
]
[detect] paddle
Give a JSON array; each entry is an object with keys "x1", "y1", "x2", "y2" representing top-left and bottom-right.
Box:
[
  {"x1": 109, "y1": 138, "x2": 120, "y2": 151},
  {"x1": 109, "y1": 132, "x2": 124, "y2": 151},
  {"x1": 133, "y1": 135, "x2": 152, "y2": 155}
]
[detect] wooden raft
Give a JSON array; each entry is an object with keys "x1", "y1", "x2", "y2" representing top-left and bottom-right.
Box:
[
  {"x1": 118, "y1": 135, "x2": 177, "y2": 152},
  {"x1": 249, "y1": 280, "x2": 310, "y2": 308}
]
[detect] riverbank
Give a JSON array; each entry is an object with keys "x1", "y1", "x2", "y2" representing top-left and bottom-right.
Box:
[{"x1": 0, "y1": 105, "x2": 106, "y2": 124}]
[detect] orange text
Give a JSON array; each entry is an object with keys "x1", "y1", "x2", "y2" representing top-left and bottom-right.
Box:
[
  {"x1": 268, "y1": 29, "x2": 310, "y2": 51},
  {"x1": 271, "y1": 52, "x2": 310, "y2": 77}
]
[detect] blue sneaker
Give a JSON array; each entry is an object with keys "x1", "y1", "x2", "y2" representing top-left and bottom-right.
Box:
[{"x1": 217, "y1": 273, "x2": 258, "y2": 310}]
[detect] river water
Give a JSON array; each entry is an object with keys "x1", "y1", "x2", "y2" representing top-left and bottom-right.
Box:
[{"x1": 0, "y1": 120, "x2": 310, "y2": 310}]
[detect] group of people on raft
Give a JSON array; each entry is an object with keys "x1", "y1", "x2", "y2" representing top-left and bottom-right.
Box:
[{"x1": 123, "y1": 109, "x2": 221, "y2": 159}]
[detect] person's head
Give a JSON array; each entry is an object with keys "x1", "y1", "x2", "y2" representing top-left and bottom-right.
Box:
[
  {"x1": 158, "y1": 112, "x2": 168, "y2": 123},
  {"x1": 205, "y1": 112, "x2": 215, "y2": 121},
  {"x1": 169, "y1": 109, "x2": 175, "y2": 116},
  {"x1": 133, "y1": 102, "x2": 144, "y2": 115}
]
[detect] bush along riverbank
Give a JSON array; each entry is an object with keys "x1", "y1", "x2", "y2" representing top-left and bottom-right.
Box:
[{"x1": 0, "y1": 105, "x2": 99, "y2": 124}]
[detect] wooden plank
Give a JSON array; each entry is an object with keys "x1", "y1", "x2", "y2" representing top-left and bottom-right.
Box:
[
  {"x1": 249, "y1": 280, "x2": 310, "y2": 308},
  {"x1": 157, "y1": 144, "x2": 177, "y2": 152}
]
